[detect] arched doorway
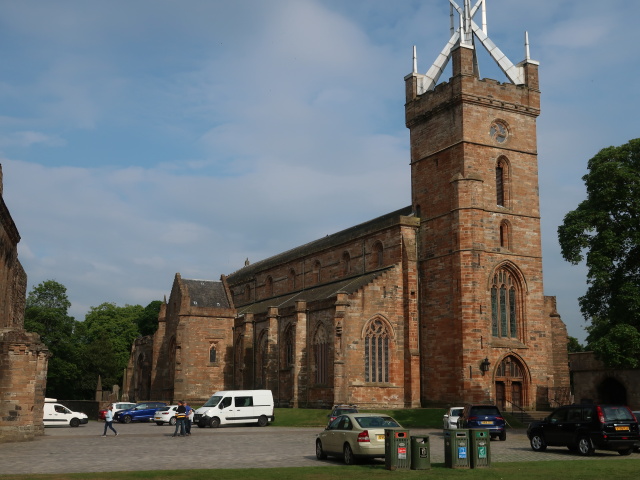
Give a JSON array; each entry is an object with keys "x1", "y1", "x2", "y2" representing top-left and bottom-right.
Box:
[
  {"x1": 494, "y1": 355, "x2": 527, "y2": 410},
  {"x1": 597, "y1": 377, "x2": 627, "y2": 405}
]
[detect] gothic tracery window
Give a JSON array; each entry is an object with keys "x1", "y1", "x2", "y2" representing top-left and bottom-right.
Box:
[
  {"x1": 364, "y1": 317, "x2": 390, "y2": 383},
  {"x1": 313, "y1": 326, "x2": 328, "y2": 384},
  {"x1": 491, "y1": 268, "x2": 519, "y2": 338},
  {"x1": 284, "y1": 326, "x2": 295, "y2": 366}
]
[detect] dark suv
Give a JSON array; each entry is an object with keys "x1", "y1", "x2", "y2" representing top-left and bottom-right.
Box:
[
  {"x1": 114, "y1": 401, "x2": 166, "y2": 423},
  {"x1": 327, "y1": 404, "x2": 358, "y2": 425},
  {"x1": 457, "y1": 404, "x2": 506, "y2": 440},
  {"x1": 527, "y1": 404, "x2": 640, "y2": 456}
]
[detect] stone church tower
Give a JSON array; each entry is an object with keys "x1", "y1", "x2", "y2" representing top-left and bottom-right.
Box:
[
  {"x1": 125, "y1": 1, "x2": 569, "y2": 411},
  {"x1": 405, "y1": 0, "x2": 568, "y2": 408}
]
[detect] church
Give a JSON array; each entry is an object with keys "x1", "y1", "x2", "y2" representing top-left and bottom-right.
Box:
[{"x1": 124, "y1": 0, "x2": 570, "y2": 411}]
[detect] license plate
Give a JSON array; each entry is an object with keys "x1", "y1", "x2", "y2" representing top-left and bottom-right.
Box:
[
  {"x1": 377, "y1": 434, "x2": 385, "y2": 441},
  {"x1": 615, "y1": 426, "x2": 629, "y2": 431},
  {"x1": 481, "y1": 421, "x2": 493, "y2": 425}
]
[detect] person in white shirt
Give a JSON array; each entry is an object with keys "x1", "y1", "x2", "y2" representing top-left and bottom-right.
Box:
[{"x1": 102, "y1": 405, "x2": 118, "y2": 437}]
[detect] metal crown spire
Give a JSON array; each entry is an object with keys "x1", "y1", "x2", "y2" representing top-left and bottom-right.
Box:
[{"x1": 415, "y1": 0, "x2": 535, "y2": 94}]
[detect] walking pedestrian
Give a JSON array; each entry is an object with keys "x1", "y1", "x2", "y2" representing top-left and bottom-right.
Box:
[
  {"x1": 185, "y1": 402, "x2": 193, "y2": 436},
  {"x1": 172, "y1": 401, "x2": 187, "y2": 437},
  {"x1": 102, "y1": 405, "x2": 118, "y2": 437}
]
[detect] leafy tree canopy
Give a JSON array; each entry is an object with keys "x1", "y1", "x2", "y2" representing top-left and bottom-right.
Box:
[
  {"x1": 567, "y1": 336, "x2": 585, "y2": 353},
  {"x1": 558, "y1": 138, "x2": 640, "y2": 367},
  {"x1": 24, "y1": 280, "x2": 80, "y2": 398}
]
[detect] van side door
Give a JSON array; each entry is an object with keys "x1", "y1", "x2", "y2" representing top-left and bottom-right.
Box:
[{"x1": 233, "y1": 395, "x2": 255, "y2": 423}]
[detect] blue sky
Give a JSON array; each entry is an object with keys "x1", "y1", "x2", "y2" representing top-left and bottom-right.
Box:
[{"x1": 1, "y1": 0, "x2": 638, "y2": 344}]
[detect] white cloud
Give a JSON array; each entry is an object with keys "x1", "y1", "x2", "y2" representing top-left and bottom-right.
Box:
[{"x1": 1, "y1": 0, "x2": 639, "y2": 344}]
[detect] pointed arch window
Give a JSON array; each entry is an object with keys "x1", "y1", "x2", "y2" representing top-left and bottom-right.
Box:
[
  {"x1": 313, "y1": 326, "x2": 329, "y2": 384},
  {"x1": 257, "y1": 333, "x2": 268, "y2": 389},
  {"x1": 491, "y1": 268, "x2": 519, "y2": 338},
  {"x1": 364, "y1": 318, "x2": 390, "y2": 383},
  {"x1": 209, "y1": 343, "x2": 217, "y2": 363},
  {"x1": 284, "y1": 326, "x2": 295, "y2": 366}
]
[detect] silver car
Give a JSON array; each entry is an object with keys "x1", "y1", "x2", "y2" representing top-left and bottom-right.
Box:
[
  {"x1": 443, "y1": 406, "x2": 464, "y2": 429},
  {"x1": 315, "y1": 412, "x2": 402, "y2": 465}
]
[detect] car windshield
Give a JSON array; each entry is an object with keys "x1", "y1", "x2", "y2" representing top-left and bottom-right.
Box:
[
  {"x1": 471, "y1": 406, "x2": 500, "y2": 416},
  {"x1": 354, "y1": 416, "x2": 400, "y2": 428},
  {"x1": 156, "y1": 407, "x2": 169, "y2": 412},
  {"x1": 603, "y1": 406, "x2": 634, "y2": 421},
  {"x1": 203, "y1": 395, "x2": 222, "y2": 407},
  {"x1": 451, "y1": 408, "x2": 464, "y2": 416}
]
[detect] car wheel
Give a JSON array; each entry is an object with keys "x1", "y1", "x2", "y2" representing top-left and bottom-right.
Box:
[
  {"x1": 70, "y1": 418, "x2": 80, "y2": 428},
  {"x1": 316, "y1": 440, "x2": 327, "y2": 460},
  {"x1": 169, "y1": 417, "x2": 176, "y2": 426},
  {"x1": 530, "y1": 433, "x2": 547, "y2": 452},
  {"x1": 123, "y1": 415, "x2": 132, "y2": 424},
  {"x1": 343, "y1": 444, "x2": 356, "y2": 465},
  {"x1": 209, "y1": 417, "x2": 220, "y2": 428},
  {"x1": 499, "y1": 431, "x2": 506, "y2": 441},
  {"x1": 257, "y1": 415, "x2": 268, "y2": 427},
  {"x1": 577, "y1": 436, "x2": 594, "y2": 456},
  {"x1": 618, "y1": 448, "x2": 632, "y2": 456}
]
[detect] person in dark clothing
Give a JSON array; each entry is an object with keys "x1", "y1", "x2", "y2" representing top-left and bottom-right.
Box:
[
  {"x1": 172, "y1": 401, "x2": 187, "y2": 437},
  {"x1": 185, "y1": 402, "x2": 193, "y2": 436}
]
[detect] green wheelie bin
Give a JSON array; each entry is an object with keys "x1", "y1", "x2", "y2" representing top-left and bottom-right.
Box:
[
  {"x1": 410, "y1": 435, "x2": 431, "y2": 470},
  {"x1": 470, "y1": 429, "x2": 491, "y2": 468},
  {"x1": 384, "y1": 429, "x2": 411, "y2": 470},
  {"x1": 444, "y1": 429, "x2": 471, "y2": 469}
]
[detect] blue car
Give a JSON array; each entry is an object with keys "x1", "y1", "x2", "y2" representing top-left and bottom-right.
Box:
[
  {"x1": 114, "y1": 402, "x2": 167, "y2": 423},
  {"x1": 457, "y1": 404, "x2": 506, "y2": 440}
]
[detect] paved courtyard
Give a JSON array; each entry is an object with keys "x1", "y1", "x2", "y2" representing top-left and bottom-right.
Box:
[{"x1": 0, "y1": 423, "x2": 637, "y2": 475}]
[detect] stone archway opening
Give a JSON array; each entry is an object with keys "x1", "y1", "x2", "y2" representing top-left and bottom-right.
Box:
[
  {"x1": 494, "y1": 355, "x2": 528, "y2": 411},
  {"x1": 597, "y1": 377, "x2": 627, "y2": 405}
]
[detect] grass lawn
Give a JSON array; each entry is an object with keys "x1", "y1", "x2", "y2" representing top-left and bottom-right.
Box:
[
  {"x1": 271, "y1": 407, "x2": 526, "y2": 429},
  {"x1": 2, "y1": 461, "x2": 640, "y2": 480}
]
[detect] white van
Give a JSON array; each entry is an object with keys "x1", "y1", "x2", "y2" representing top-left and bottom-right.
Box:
[
  {"x1": 193, "y1": 390, "x2": 274, "y2": 428},
  {"x1": 43, "y1": 398, "x2": 89, "y2": 427}
]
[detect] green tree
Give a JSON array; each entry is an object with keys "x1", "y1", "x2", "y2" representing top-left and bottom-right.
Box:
[
  {"x1": 24, "y1": 280, "x2": 82, "y2": 399},
  {"x1": 136, "y1": 300, "x2": 162, "y2": 336},
  {"x1": 558, "y1": 138, "x2": 640, "y2": 367},
  {"x1": 567, "y1": 336, "x2": 585, "y2": 353},
  {"x1": 82, "y1": 303, "x2": 142, "y2": 391}
]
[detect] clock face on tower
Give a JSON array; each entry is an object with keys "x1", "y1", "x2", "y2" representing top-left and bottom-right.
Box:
[{"x1": 490, "y1": 121, "x2": 509, "y2": 143}]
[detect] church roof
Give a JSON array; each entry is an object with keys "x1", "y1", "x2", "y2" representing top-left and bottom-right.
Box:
[
  {"x1": 182, "y1": 279, "x2": 231, "y2": 309},
  {"x1": 227, "y1": 206, "x2": 413, "y2": 283},
  {"x1": 236, "y1": 267, "x2": 392, "y2": 315}
]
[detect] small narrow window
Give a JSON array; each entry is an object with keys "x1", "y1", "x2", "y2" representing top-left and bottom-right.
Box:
[
  {"x1": 265, "y1": 276, "x2": 273, "y2": 297},
  {"x1": 342, "y1": 251, "x2": 351, "y2": 276},
  {"x1": 209, "y1": 344, "x2": 217, "y2": 363}
]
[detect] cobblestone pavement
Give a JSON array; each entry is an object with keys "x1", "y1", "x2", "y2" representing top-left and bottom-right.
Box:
[{"x1": 0, "y1": 423, "x2": 637, "y2": 475}]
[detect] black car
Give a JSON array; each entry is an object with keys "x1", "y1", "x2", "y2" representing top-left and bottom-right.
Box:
[
  {"x1": 457, "y1": 404, "x2": 507, "y2": 440},
  {"x1": 527, "y1": 404, "x2": 640, "y2": 456},
  {"x1": 327, "y1": 404, "x2": 358, "y2": 424}
]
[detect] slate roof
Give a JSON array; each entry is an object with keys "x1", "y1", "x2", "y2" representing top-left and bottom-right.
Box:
[
  {"x1": 236, "y1": 267, "x2": 392, "y2": 315},
  {"x1": 227, "y1": 206, "x2": 413, "y2": 283},
  {"x1": 182, "y1": 279, "x2": 231, "y2": 309}
]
